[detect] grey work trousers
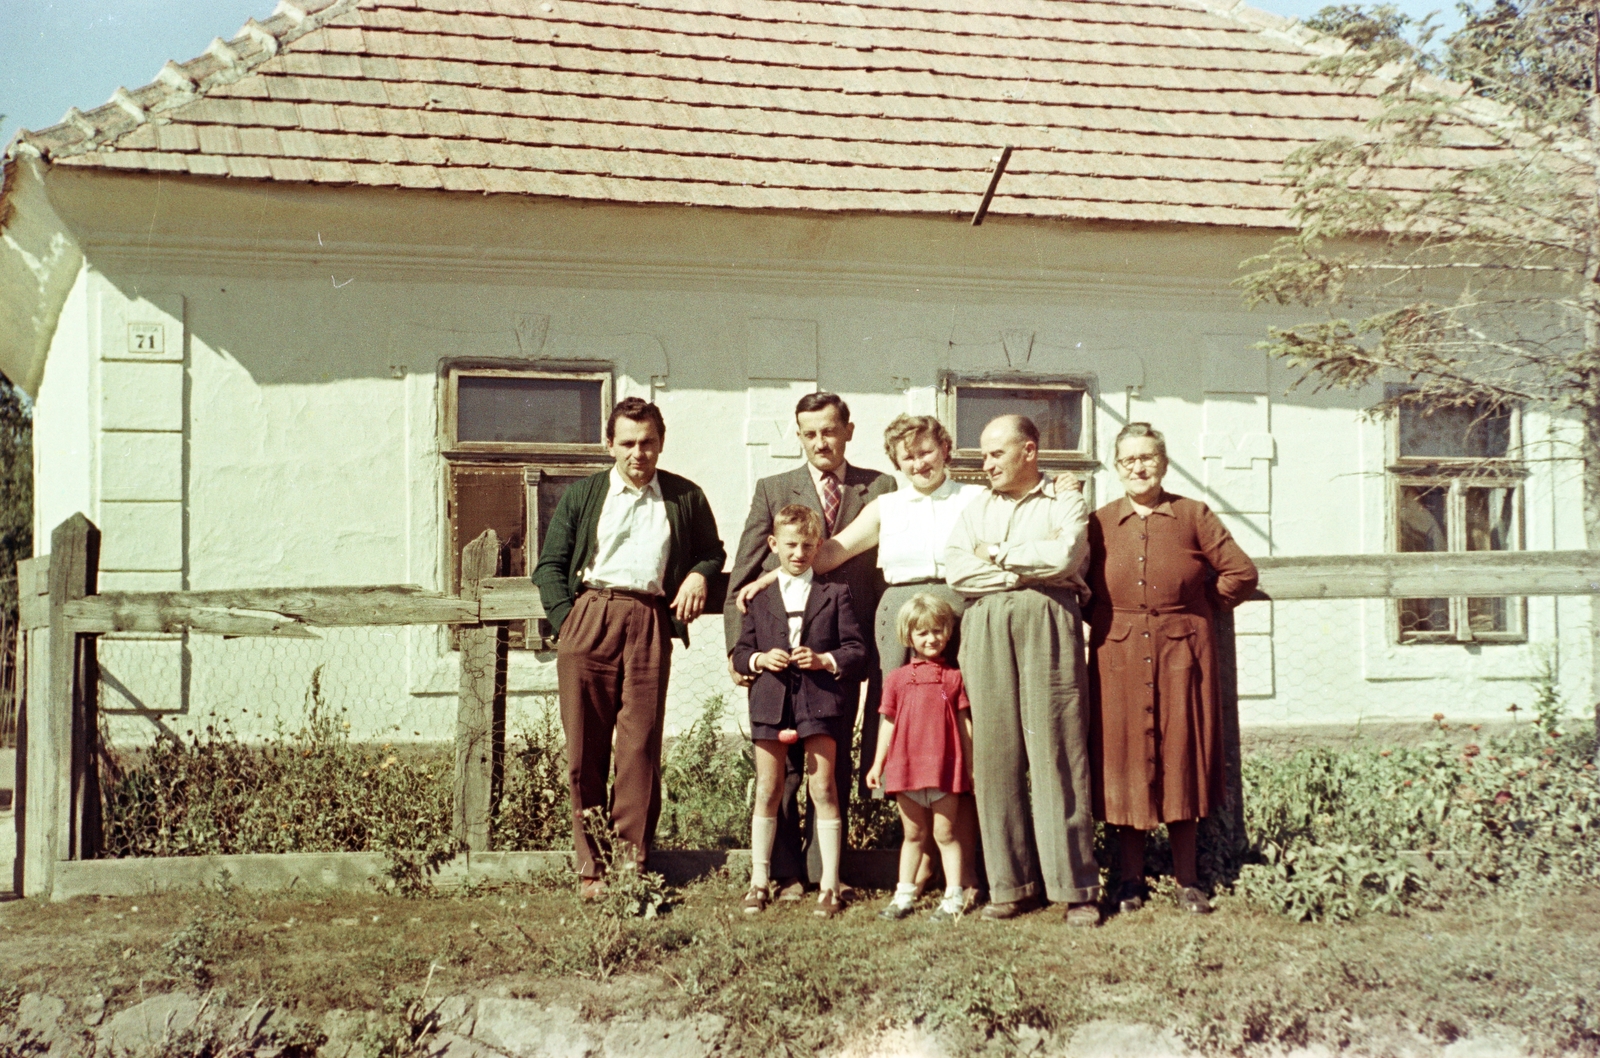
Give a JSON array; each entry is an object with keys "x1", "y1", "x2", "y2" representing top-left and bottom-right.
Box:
[{"x1": 958, "y1": 586, "x2": 1100, "y2": 905}]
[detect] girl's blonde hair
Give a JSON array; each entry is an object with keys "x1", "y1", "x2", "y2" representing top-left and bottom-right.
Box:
[{"x1": 896, "y1": 592, "x2": 957, "y2": 647}]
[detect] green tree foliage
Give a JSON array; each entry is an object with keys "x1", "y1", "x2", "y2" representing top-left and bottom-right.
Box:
[
  {"x1": 1241, "y1": 0, "x2": 1599, "y2": 737},
  {"x1": 0, "y1": 373, "x2": 31, "y2": 624}
]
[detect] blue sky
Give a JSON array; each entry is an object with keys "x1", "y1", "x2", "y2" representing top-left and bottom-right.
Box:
[{"x1": 0, "y1": 0, "x2": 1466, "y2": 151}]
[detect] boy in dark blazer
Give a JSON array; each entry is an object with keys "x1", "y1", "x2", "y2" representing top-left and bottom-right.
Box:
[{"x1": 735, "y1": 504, "x2": 867, "y2": 917}]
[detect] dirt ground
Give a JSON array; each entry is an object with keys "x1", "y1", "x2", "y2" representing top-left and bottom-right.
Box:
[{"x1": 3, "y1": 875, "x2": 1598, "y2": 1057}]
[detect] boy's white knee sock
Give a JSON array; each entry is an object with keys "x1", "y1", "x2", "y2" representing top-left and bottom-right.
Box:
[
  {"x1": 891, "y1": 882, "x2": 917, "y2": 909},
  {"x1": 817, "y1": 819, "x2": 843, "y2": 892},
  {"x1": 750, "y1": 816, "x2": 777, "y2": 888}
]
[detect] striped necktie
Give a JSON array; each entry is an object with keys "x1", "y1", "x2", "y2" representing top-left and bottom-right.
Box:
[{"x1": 819, "y1": 471, "x2": 842, "y2": 536}]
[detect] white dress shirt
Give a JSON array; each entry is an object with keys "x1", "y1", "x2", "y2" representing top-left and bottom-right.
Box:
[
  {"x1": 747, "y1": 567, "x2": 838, "y2": 674},
  {"x1": 877, "y1": 476, "x2": 986, "y2": 584},
  {"x1": 583, "y1": 468, "x2": 672, "y2": 595}
]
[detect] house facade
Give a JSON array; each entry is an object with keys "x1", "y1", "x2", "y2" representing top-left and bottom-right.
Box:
[{"x1": 3, "y1": 0, "x2": 1586, "y2": 748}]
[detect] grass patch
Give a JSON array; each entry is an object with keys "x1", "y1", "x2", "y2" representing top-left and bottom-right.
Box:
[{"x1": 4, "y1": 881, "x2": 1599, "y2": 1056}]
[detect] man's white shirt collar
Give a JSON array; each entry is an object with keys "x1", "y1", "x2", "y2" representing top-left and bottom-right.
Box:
[{"x1": 609, "y1": 467, "x2": 661, "y2": 498}]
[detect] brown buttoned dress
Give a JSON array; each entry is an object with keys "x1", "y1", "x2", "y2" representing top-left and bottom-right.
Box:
[{"x1": 1086, "y1": 493, "x2": 1258, "y2": 830}]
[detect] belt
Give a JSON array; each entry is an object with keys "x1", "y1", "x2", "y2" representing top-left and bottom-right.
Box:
[
  {"x1": 1111, "y1": 605, "x2": 1202, "y2": 616},
  {"x1": 582, "y1": 586, "x2": 664, "y2": 604}
]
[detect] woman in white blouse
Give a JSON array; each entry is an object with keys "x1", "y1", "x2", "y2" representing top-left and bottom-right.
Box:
[
  {"x1": 738, "y1": 413, "x2": 1079, "y2": 678},
  {"x1": 738, "y1": 414, "x2": 980, "y2": 674}
]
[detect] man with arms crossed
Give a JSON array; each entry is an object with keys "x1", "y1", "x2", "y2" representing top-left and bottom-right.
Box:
[
  {"x1": 724, "y1": 392, "x2": 895, "y2": 896},
  {"x1": 946, "y1": 414, "x2": 1101, "y2": 926},
  {"x1": 534, "y1": 397, "x2": 726, "y2": 897}
]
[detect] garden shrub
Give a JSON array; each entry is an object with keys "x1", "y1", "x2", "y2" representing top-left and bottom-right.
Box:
[{"x1": 1237, "y1": 707, "x2": 1600, "y2": 920}]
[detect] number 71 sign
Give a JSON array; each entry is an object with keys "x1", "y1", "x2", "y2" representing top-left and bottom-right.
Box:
[{"x1": 127, "y1": 323, "x2": 164, "y2": 354}]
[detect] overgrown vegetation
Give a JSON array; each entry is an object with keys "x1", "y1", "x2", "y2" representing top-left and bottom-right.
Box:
[
  {"x1": 1238, "y1": 705, "x2": 1600, "y2": 921},
  {"x1": 103, "y1": 668, "x2": 458, "y2": 863}
]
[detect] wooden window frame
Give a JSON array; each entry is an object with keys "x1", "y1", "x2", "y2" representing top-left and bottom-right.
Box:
[
  {"x1": 937, "y1": 373, "x2": 1099, "y2": 484},
  {"x1": 441, "y1": 360, "x2": 614, "y2": 649},
  {"x1": 1389, "y1": 471, "x2": 1528, "y2": 645},
  {"x1": 443, "y1": 364, "x2": 612, "y2": 457}
]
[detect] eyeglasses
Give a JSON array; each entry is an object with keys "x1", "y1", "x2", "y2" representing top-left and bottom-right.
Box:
[{"x1": 1116, "y1": 455, "x2": 1163, "y2": 469}]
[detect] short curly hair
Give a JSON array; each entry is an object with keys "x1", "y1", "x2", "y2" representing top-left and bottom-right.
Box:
[
  {"x1": 882, "y1": 414, "x2": 953, "y2": 464},
  {"x1": 772, "y1": 504, "x2": 824, "y2": 541}
]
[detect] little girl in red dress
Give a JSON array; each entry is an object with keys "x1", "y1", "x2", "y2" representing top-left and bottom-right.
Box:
[{"x1": 864, "y1": 593, "x2": 979, "y2": 921}]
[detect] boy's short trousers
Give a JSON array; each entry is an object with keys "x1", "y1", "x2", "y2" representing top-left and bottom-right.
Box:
[
  {"x1": 750, "y1": 697, "x2": 849, "y2": 744},
  {"x1": 893, "y1": 787, "x2": 958, "y2": 808}
]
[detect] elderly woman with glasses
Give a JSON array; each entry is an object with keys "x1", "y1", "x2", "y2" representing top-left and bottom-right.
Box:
[{"x1": 1086, "y1": 423, "x2": 1258, "y2": 915}]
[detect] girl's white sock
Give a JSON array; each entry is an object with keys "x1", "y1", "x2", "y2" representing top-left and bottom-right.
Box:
[
  {"x1": 891, "y1": 882, "x2": 917, "y2": 909},
  {"x1": 938, "y1": 884, "x2": 965, "y2": 914},
  {"x1": 817, "y1": 819, "x2": 843, "y2": 892},
  {"x1": 750, "y1": 816, "x2": 778, "y2": 888}
]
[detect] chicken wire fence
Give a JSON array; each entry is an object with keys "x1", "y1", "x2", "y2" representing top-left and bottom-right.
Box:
[
  {"x1": 95, "y1": 613, "x2": 744, "y2": 753},
  {"x1": 90, "y1": 596, "x2": 1580, "y2": 758}
]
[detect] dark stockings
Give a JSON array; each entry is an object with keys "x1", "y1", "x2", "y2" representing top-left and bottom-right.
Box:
[{"x1": 1118, "y1": 820, "x2": 1200, "y2": 890}]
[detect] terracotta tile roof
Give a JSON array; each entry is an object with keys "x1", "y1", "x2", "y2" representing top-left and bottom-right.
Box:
[{"x1": 6, "y1": 0, "x2": 1492, "y2": 227}]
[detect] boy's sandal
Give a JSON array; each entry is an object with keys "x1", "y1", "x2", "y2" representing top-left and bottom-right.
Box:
[
  {"x1": 877, "y1": 902, "x2": 915, "y2": 921},
  {"x1": 742, "y1": 886, "x2": 770, "y2": 914},
  {"x1": 814, "y1": 888, "x2": 844, "y2": 918}
]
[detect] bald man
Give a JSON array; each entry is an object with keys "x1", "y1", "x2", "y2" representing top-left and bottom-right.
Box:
[{"x1": 945, "y1": 414, "x2": 1101, "y2": 926}]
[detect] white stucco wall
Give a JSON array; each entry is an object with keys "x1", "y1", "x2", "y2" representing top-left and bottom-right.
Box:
[{"x1": 26, "y1": 173, "x2": 1588, "y2": 748}]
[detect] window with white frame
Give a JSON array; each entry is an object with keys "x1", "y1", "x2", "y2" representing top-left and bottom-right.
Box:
[
  {"x1": 939, "y1": 375, "x2": 1097, "y2": 484},
  {"x1": 443, "y1": 364, "x2": 613, "y2": 648},
  {"x1": 1390, "y1": 395, "x2": 1525, "y2": 643}
]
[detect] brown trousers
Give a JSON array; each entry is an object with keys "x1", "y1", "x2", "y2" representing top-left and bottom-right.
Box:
[{"x1": 556, "y1": 589, "x2": 672, "y2": 879}]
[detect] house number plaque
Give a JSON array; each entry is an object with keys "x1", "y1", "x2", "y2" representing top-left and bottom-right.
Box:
[{"x1": 127, "y1": 323, "x2": 164, "y2": 354}]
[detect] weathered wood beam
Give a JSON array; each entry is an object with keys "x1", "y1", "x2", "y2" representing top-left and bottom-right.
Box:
[
  {"x1": 455, "y1": 531, "x2": 507, "y2": 853},
  {"x1": 47, "y1": 515, "x2": 100, "y2": 868},
  {"x1": 477, "y1": 577, "x2": 545, "y2": 621},
  {"x1": 60, "y1": 586, "x2": 477, "y2": 634},
  {"x1": 1253, "y1": 550, "x2": 1600, "y2": 601}
]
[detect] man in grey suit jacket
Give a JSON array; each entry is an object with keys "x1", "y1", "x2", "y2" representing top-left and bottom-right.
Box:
[{"x1": 724, "y1": 392, "x2": 897, "y2": 892}]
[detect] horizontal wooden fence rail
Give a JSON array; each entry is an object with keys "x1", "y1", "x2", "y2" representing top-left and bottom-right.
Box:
[
  {"x1": 26, "y1": 551, "x2": 1600, "y2": 639},
  {"x1": 41, "y1": 577, "x2": 544, "y2": 636},
  {"x1": 1253, "y1": 550, "x2": 1600, "y2": 601}
]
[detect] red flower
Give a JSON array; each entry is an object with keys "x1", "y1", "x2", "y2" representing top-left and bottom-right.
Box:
[
  {"x1": 1433, "y1": 713, "x2": 1446, "y2": 722},
  {"x1": 1494, "y1": 791, "x2": 1513, "y2": 805},
  {"x1": 1463, "y1": 744, "x2": 1481, "y2": 757}
]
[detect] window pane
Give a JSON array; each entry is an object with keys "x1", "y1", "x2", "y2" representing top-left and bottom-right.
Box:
[
  {"x1": 1466, "y1": 597, "x2": 1511, "y2": 634},
  {"x1": 1398, "y1": 402, "x2": 1510, "y2": 459},
  {"x1": 1399, "y1": 597, "x2": 1451, "y2": 637},
  {"x1": 956, "y1": 387, "x2": 1082, "y2": 451},
  {"x1": 451, "y1": 465, "x2": 528, "y2": 647},
  {"x1": 1464, "y1": 487, "x2": 1515, "y2": 551},
  {"x1": 458, "y1": 376, "x2": 602, "y2": 445},
  {"x1": 1398, "y1": 486, "x2": 1449, "y2": 553}
]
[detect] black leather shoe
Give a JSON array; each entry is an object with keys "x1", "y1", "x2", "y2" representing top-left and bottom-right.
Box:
[
  {"x1": 1116, "y1": 879, "x2": 1147, "y2": 914},
  {"x1": 1176, "y1": 886, "x2": 1214, "y2": 915}
]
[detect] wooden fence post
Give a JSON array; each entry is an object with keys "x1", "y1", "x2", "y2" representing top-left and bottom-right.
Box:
[
  {"x1": 48, "y1": 515, "x2": 101, "y2": 871},
  {"x1": 1214, "y1": 606, "x2": 1247, "y2": 863},
  {"x1": 17, "y1": 555, "x2": 50, "y2": 896},
  {"x1": 454, "y1": 529, "x2": 507, "y2": 852}
]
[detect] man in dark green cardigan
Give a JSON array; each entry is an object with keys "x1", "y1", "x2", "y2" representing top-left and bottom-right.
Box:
[{"x1": 533, "y1": 397, "x2": 725, "y2": 893}]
